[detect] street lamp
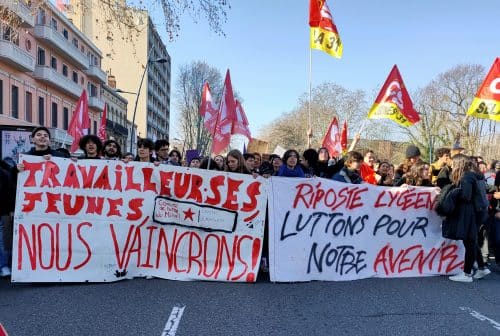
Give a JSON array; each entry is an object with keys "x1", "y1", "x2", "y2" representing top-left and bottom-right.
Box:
[
  {"x1": 114, "y1": 88, "x2": 137, "y2": 95},
  {"x1": 128, "y1": 56, "x2": 168, "y2": 152}
]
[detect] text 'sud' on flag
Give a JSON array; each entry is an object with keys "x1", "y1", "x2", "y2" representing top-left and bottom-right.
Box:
[
  {"x1": 309, "y1": 0, "x2": 343, "y2": 58},
  {"x1": 68, "y1": 90, "x2": 90, "y2": 152},
  {"x1": 467, "y1": 57, "x2": 500, "y2": 121},
  {"x1": 367, "y1": 65, "x2": 420, "y2": 127}
]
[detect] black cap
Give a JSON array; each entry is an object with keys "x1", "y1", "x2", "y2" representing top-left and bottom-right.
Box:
[{"x1": 406, "y1": 145, "x2": 421, "y2": 159}]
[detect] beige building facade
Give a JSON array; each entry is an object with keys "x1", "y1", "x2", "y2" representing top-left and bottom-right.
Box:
[
  {"x1": 0, "y1": 0, "x2": 106, "y2": 149},
  {"x1": 68, "y1": 0, "x2": 171, "y2": 143}
]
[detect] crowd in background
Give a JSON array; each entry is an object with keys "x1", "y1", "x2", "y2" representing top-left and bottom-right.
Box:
[{"x1": 1, "y1": 126, "x2": 499, "y2": 283}]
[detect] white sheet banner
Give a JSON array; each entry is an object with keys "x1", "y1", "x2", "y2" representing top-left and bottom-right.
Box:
[
  {"x1": 268, "y1": 177, "x2": 465, "y2": 282},
  {"x1": 13, "y1": 155, "x2": 267, "y2": 282}
]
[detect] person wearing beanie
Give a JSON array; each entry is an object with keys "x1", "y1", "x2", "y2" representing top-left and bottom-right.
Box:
[{"x1": 405, "y1": 145, "x2": 421, "y2": 164}]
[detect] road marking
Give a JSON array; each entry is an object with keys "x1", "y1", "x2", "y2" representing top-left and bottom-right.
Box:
[
  {"x1": 161, "y1": 305, "x2": 186, "y2": 336},
  {"x1": 459, "y1": 306, "x2": 500, "y2": 331}
]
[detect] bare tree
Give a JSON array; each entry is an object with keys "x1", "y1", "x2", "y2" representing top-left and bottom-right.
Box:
[
  {"x1": 1, "y1": 0, "x2": 230, "y2": 42},
  {"x1": 259, "y1": 82, "x2": 394, "y2": 153},
  {"x1": 401, "y1": 64, "x2": 498, "y2": 161},
  {"x1": 176, "y1": 61, "x2": 223, "y2": 156}
]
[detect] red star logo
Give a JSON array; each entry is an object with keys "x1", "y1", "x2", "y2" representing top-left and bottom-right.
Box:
[{"x1": 183, "y1": 208, "x2": 195, "y2": 221}]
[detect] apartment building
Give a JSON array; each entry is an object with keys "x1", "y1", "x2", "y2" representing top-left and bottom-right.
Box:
[
  {"x1": 68, "y1": 0, "x2": 171, "y2": 142},
  {"x1": 101, "y1": 75, "x2": 128, "y2": 152},
  {"x1": 0, "y1": 0, "x2": 106, "y2": 149}
]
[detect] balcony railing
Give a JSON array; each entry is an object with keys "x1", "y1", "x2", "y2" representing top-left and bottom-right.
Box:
[
  {"x1": 33, "y1": 65, "x2": 83, "y2": 98},
  {"x1": 88, "y1": 96, "x2": 104, "y2": 111},
  {"x1": 85, "y1": 64, "x2": 107, "y2": 83},
  {"x1": 0, "y1": 40, "x2": 35, "y2": 72},
  {"x1": 0, "y1": 0, "x2": 34, "y2": 27},
  {"x1": 106, "y1": 118, "x2": 128, "y2": 136},
  {"x1": 34, "y1": 25, "x2": 89, "y2": 70}
]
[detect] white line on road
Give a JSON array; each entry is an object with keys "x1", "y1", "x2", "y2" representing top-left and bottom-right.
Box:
[
  {"x1": 459, "y1": 306, "x2": 500, "y2": 331},
  {"x1": 161, "y1": 305, "x2": 186, "y2": 336}
]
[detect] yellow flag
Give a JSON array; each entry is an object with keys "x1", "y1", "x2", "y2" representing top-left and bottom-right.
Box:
[
  {"x1": 466, "y1": 58, "x2": 500, "y2": 121},
  {"x1": 309, "y1": 0, "x2": 343, "y2": 58}
]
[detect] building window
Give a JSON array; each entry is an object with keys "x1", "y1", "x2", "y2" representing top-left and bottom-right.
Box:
[
  {"x1": 50, "y1": 18, "x2": 57, "y2": 30},
  {"x1": 63, "y1": 28, "x2": 68, "y2": 39},
  {"x1": 11, "y1": 85, "x2": 19, "y2": 119},
  {"x1": 72, "y1": 71, "x2": 78, "y2": 83},
  {"x1": 87, "y1": 83, "x2": 97, "y2": 97},
  {"x1": 63, "y1": 107, "x2": 69, "y2": 130},
  {"x1": 93, "y1": 120, "x2": 97, "y2": 134},
  {"x1": 62, "y1": 64, "x2": 68, "y2": 77},
  {"x1": 72, "y1": 38, "x2": 78, "y2": 48},
  {"x1": 51, "y1": 102, "x2": 58, "y2": 127},
  {"x1": 0, "y1": 80, "x2": 3, "y2": 114},
  {"x1": 36, "y1": 9, "x2": 46, "y2": 25},
  {"x1": 38, "y1": 97, "x2": 44, "y2": 125},
  {"x1": 51, "y1": 56, "x2": 57, "y2": 70},
  {"x1": 25, "y1": 92, "x2": 32, "y2": 122},
  {"x1": 37, "y1": 47, "x2": 45, "y2": 66}
]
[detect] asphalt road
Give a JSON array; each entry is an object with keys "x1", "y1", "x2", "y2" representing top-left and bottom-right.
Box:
[{"x1": 1, "y1": 267, "x2": 500, "y2": 336}]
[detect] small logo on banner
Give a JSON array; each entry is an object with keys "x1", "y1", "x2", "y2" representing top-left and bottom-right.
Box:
[{"x1": 153, "y1": 197, "x2": 238, "y2": 233}]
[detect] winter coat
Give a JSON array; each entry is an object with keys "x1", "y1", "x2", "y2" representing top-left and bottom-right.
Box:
[
  {"x1": 442, "y1": 171, "x2": 480, "y2": 241},
  {"x1": 25, "y1": 147, "x2": 67, "y2": 158},
  {"x1": 332, "y1": 167, "x2": 363, "y2": 184}
]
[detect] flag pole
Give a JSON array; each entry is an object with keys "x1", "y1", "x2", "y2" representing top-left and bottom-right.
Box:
[
  {"x1": 206, "y1": 92, "x2": 224, "y2": 170},
  {"x1": 307, "y1": 48, "x2": 313, "y2": 149}
]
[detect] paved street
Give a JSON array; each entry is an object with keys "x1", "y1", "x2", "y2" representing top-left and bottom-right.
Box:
[{"x1": 1, "y1": 267, "x2": 500, "y2": 336}]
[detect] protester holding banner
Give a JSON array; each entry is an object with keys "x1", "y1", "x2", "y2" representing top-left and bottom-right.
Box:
[
  {"x1": 0, "y1": 166, "x2": 13, "y2": 277},
  {"x1": 79, "y1": 135, "x2": 103, "y2": 159},
  {"x1": 213, "y1": 155, "x2": 225, "y2": 170},
  {"x1": 167, "y1": 149, "x2": 182, "y2": 166},
  {"x1": 316, "y1": 147, "x2": 331, "y2": 178},
  {"x1": 269, "y1": 154, "x2": 282, "y2": 176},
  {"x1": 226, "y1": 149, "x2": 251, "y2": 174},
  {"x1": 134, "y1": 138, "x2": 155, "y2": 163},
  {"x1": 301, "y1": 148, "x2": 319, "y2": 177},
  {"x1": 277, "y1": 150, "x2": 305, "y2": 178},
  {"x1": 399, "y1": 162, "x2": 433, "y2": 187},
  {"x1": 23, "y1": 127, "x2": 67, "y2": 159},
  {"x1": 332, "y1": 151, "x2": 363, "y2": 184},
  {"x1": 243, "y1": 153, "x2": 256, "y2": 173},
  {"x1": 376, "y1": 161, "x2": 394, "y2": 186},
  {"x1": 102, "y1": 139, "x2": 122, "y2": 160},
  {"x1": 444, "y1": 154, "x2": 491, "y2": 282},
  {"x1": 154, "y1": 139, "x2": 170, "y2": 164}
]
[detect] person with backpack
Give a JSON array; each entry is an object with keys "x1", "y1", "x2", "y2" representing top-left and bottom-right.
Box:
[{"x1": 442, "y1": 154, "x2": 491, "y2": 282}]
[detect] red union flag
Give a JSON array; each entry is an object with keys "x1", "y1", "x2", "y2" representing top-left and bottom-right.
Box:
[
  {"x1": 200, "y1": 82, "x2": 219, "y2": 133},
  {"x1": 97, "y1": 103, "x2": 107, "y2": 142},
  {"x1": 232, "y1": 100, "x2": 251, "y2": 139},
  {"x1": 367, "y1": 65, "x2": 420, "y2": 127},
  {"x1": 467, "y1": 57, "x2": 500, "y2": 121},
  {"x1": 68, "y1": 90, "x2": 90, "y2": 152},
  {"x1": 212, "y1": 70, "x2": 237, "y2": 154},
  {"x1": 309, "y1": 0, "x2": 343, "y2": 58},
  {"x1": 322, "y1": 116, "x2": 342, "y2": 157},
  {"x1": 340, "y1": 120, "x2": 347, "y2": 154}
]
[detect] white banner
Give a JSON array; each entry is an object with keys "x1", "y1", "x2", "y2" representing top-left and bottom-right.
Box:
[
  {"x1": 268, "y1": 177, "x2": 465, "y2": 282},
  {"x1": 13, "y1": 155, "x2": 267, "y2": 282}
]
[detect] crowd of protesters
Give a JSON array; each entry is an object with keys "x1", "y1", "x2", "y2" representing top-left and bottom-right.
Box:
[{"x1": 0, "y1": 125, "x2": 499, "y2": 283}]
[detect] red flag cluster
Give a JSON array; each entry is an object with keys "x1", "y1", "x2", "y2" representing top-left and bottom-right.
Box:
[
  {"x1": 68, "y1": 90, "x2": 90, "y2": 152},
  {"x1": 322, "y1": 117, "x2": 347, "y2": 158},
  {"x1": 199, "y1": 70, "x2": 252, "y2": 154}
]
